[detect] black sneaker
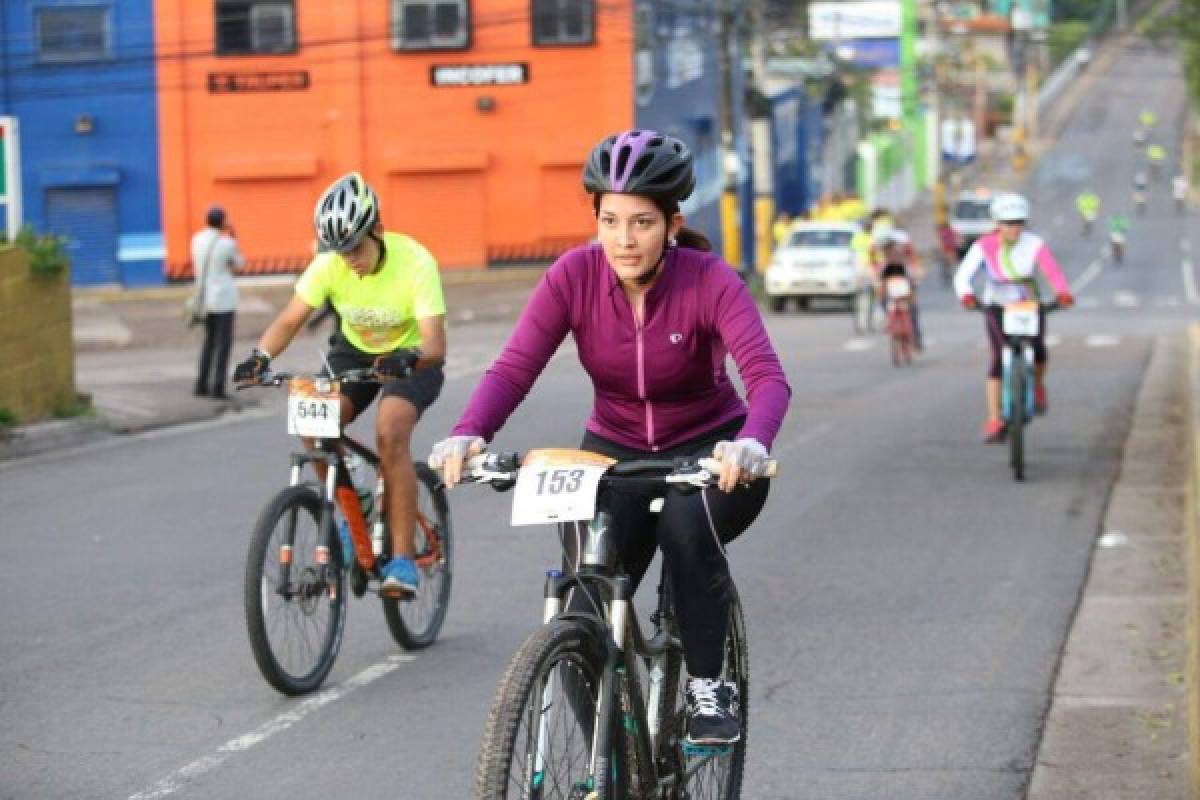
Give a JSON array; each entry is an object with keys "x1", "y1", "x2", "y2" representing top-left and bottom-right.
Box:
[{"x1": 685, "y1": 677, "x2": 741, "y2": 746}]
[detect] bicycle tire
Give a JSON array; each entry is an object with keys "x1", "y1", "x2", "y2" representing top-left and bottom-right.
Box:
[
  {"x1": 657, "y1": 594, "x2": 750, "y2": 799},
  {"x1": 475, "y1": 619, "x2": 610, "y2": 799},
  {"x1": 382, "y1": 462, "x2": 453, "y2": 649},
  {"x1": 1010, "y1": 350, "x2": 1026, "y2": 481},
  {"x1": 244, "y1": 485, "x2": 347, "y2": 695}
]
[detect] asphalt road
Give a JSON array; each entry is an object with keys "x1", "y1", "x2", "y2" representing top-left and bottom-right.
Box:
[{"x1": 2, "y1": 36, "x2": 1198, "y2": 800}]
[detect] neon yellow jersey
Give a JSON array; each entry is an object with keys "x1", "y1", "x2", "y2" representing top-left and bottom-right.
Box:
[{"x1": 294, "y1": 231, "x2": 446, "y2": 354}]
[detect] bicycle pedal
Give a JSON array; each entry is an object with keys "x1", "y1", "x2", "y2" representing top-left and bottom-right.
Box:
[{"x1": 683, "y1": 741, "x2": 734, "y2": 758}]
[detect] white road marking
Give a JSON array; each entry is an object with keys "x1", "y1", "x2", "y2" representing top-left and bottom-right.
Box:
[
  {"x1": 1045, "y1": 334, "x2": 1062, "y2": 347},
  {"x1": 1085, "y1": 334, "x2": 1121, "y2": 348},
  {"x1": 1112, "y1": 291, "x2": 1140, "y2": 308},
  {"x1": 1182, "y1": 259, "x2": 1198, "y2": 304},
  {"x1": 128, "y1": 655, "x2": 417, "y2": 800},
  {"x1": 844, "y1": 337, "x2": 876, "y2": 352},
  {"x1": 1071, "y1": 260, "x2": 1103, "y2": 295}
]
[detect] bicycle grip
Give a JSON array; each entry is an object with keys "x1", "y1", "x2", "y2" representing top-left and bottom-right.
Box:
[{"x1": 698, "y1": 457, "x2": 778, "y2": 479}]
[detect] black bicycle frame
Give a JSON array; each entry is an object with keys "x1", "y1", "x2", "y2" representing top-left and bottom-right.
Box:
[{"x1": 540, "y1": 505, "x2": 684, "y2": 796}]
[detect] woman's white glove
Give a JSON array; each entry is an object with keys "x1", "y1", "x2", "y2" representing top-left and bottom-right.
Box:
[
  {"x1": 429, "y1": 435, "x2": 486, "y2": 488},
  {"x1": 712, "y1": 438, "x2": 769, "y2": 493}
]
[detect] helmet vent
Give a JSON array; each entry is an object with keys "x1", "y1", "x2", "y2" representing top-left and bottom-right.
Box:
[{"x1": 614, "y1": 146, "x2": 632, "y2": 182}]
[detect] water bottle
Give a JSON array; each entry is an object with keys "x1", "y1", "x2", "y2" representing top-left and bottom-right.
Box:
[{"x1": 344, "y1": 453, "x2": 374, "y2": 519}]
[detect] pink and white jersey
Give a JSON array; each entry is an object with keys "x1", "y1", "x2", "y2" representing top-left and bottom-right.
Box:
[{"x1": 954, "y1": 230, "x2": 1070, "y2": 306}]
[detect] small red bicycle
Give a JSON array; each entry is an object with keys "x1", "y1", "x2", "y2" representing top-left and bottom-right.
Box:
[{"x1": 884, "y1": 276, "x2": 915, "y2": 366}]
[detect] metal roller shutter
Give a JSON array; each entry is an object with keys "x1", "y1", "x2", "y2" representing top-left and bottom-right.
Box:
[{"x1": 45, "y1": 187, "x2": 118, "y2": 286}]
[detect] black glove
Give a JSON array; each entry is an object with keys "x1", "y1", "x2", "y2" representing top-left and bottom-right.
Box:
[
  {"x1": 373, "y1": 349, "x2": 420, "y2": 380},
  {"x1": 233, "y1": 350, "x2": 270, "y2": 384}
]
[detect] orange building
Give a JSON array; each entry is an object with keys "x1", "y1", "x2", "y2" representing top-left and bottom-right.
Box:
[{"x1": 156, "y1": 0, "x2": 633, "y2": 277}]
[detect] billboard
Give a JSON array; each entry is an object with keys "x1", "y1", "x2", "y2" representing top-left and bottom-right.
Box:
[
  {"x1": 809, "y1": 1, "x2": 901, "y2": 40},
  {"x1": 826, "y1": 38, "x2": 900, "y2": 68}
]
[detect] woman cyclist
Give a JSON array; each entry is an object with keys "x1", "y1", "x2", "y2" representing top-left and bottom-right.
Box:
[
  {"x1": 430, "y1": 129, "x2": 791, "y2": 746},
  {"x1": 232, "y1": 172, "x2": 448, "y2": 597},
  {"x1": 954, "y1": 192, "x2": 1073, "y2": 443}
]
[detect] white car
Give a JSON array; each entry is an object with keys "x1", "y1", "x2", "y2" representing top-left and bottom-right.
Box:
[
  {"x1": 764, "y1": 222, "x2": 861, "y2": 312},
  {"x1": 949, "y1": 190, "x2": 995, "y2": 258}
]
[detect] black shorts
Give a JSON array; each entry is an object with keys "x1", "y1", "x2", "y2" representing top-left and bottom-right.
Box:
[{"x1": 323, "y1": 335, "x2": 444, "y2": 418}]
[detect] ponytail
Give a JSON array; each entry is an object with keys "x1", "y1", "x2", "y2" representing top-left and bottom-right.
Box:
[{"x1": 674, "y1": 226, "x2": 711, "y2": 252}]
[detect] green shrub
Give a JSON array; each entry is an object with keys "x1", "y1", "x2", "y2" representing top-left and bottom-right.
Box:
[
  {"x1": 0, "y1": 407, "x2": 15, "y2": 429},
  {"x1": 1049, "y1": 21, "x2": 1092, "y2": 68},
  {"x1": 50, "y1": 394, "x2": 93, "y2": 420},
  {"x1": 13, "y1": 226, "x2": 70, "y2": 279}
]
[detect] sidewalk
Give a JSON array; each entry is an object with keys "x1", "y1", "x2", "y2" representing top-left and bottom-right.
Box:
[
  {"x1": 0, "y1": 268, "x2": 545, "y2": 460},
  {"x1": 1028, "y1": 333, "x2": 1191, "y2": 798}
]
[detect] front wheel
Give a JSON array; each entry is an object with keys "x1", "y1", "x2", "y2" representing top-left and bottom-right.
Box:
[
  {"x1": 382, "y1": 462, "x2": 453, "y2": 650},
  {"x1": 244, "y1": 486, "x2": 347, "y2": 695},
  {"x1": 475, "y1": 619, "x2": 609, "y2": 799},
  {"x1": 1009, "y1": 351, "x2": 1026, "y2": 481}
]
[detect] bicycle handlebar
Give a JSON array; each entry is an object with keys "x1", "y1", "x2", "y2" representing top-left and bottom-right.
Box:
[{"x1": 459, "y1": 452, "x2": 779, "y2": 491}]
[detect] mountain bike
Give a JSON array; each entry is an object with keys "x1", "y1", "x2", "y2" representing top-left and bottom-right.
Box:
[
  {"x1": 240, "y1": 367, "x2": 452, "y2": 695},
  {"x1": 459, "y1": 449, "x2": 776, "y2": 799},
  {"x1": 979, "y1": 302, "x2": 1059, "y2": 482},
  {"x1": 883, "y1": 276, "x2": 915, "y2": 367}
]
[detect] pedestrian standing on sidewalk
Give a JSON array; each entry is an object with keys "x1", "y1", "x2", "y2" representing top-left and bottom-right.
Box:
[{"x1": 192, "y1": 205, "x2": 244, "y2": 400}]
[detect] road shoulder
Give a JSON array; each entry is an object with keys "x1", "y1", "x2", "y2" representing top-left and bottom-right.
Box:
[{"x1": 1027, "y1": 332, "x2": 1191, "y2": 798}]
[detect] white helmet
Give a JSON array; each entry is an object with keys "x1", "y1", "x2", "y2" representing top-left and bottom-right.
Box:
[
  {"x1": 314, "y1": 172, "x2": 379, "y2": 252},
  {"x1": 989, "y1": 192, "x2": 1030, "y2": 222}
]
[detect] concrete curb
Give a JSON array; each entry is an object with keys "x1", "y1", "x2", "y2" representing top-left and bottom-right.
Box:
[
  {"x1": 72, "y1": 266, "x2": 548, "y2": 304},
  {"x1": 0, "y1": 416, "x2": 110, "y2": 461},
  {"x1": 1189, "y1": 323, "x2": 1200, "y2": 795}
]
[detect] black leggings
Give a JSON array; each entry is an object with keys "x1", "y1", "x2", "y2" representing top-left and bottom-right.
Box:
[
  {"x1": 984, "y1": 305, "x2": 1046, "y2": 379},
  {"x1": 560, "y1": 419, "x2": 768, "y2": 677}
]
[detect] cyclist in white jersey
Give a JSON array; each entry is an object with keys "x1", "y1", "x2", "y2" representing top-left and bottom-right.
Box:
[{"x1": 954, "y1": 193, "x2": 1074, "y2": 443}]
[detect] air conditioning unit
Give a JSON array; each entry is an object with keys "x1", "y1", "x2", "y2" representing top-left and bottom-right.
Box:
[{"x1": 250, "y1": 3, "x2": 294, "y2": 52}]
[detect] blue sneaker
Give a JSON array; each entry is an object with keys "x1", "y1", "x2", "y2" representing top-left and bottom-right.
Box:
[{"x1": 380, "y1": 556, "x2": 419, "y2": 598}]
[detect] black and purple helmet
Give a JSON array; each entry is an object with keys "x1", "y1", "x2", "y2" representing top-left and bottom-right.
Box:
[{"x1": 582, "y1": 129, "x2": 695, "y2": 206}]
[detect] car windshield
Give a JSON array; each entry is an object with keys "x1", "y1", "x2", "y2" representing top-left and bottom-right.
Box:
[
  {"x1": 954, "y1": 200, "x2": 992, "y2": 220},
  {"x1": 787, "y1": 230, "x2": 853, "y2": 248}
]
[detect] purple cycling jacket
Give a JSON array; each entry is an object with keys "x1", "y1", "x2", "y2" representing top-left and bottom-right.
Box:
[{"x1": 451, "y1": 243, "x2": 792, "y2": 451}]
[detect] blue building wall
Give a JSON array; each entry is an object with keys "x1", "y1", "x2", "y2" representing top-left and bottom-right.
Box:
[
  {"x1": 0, "y1": 0, "x2": 163, "y2": 286},
  {"x1": 632, "y1": 0, "x2": 724, "y2": 252},
  {"x1": 771, "y1": 88, "x2": 814, "y2": 216}
]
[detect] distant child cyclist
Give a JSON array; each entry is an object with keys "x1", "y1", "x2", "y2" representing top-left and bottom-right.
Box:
[
  {"x1": 954, "y1": 193, "x2": 1074, "y2": 443},
  {"x1": 232, "y1": 172, "x2": 448, "y2": 597}
]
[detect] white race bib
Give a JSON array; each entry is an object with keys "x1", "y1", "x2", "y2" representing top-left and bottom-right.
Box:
[
  {"x1": 510, "y1": 449, "x2": 615, "y2": 526},
  {"x1": 1002, "y1": 302, "x2": 1040, "y2": 337},
  {"x1": 287, "y1": 378, "x2": 341, "y2": 439}
]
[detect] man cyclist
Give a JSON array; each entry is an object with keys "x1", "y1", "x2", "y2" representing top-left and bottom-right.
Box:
[
  {"x1": 1133, "y1": 170, "x2": 1149, "y2": 214},
  {"x1": 1173, "y1": 173, "x2": 1189, "y2": 212},
  {"x1": 1075, "y1": 190, "x2": 1100, "y2": 235},
  {"x1": 1108, "y1": 213, "x2": 1129, "y2": 262},
  {"x1": 954, "y1": 193, "x2": 1074, "y2": 443},
  {"x1": 232, "y1": 172, "x2": 448, "y2": 597},
  {"x1": 430, "y1": 129, "x2": 791, "y2": 746},
  {"x1": 1146, "y1": 144, "x2": 1166, "y2": 176}
]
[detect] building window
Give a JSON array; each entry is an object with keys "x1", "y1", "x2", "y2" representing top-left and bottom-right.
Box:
[
  {"x1": 392, "y1": 0, "x2": 470, "y2": 50},
  {"x1": 532, "y1": 0, "x2": 593, "y2": 45},
  {"x1": 215, "y1": 1, "x2": 296, "y2": 55},
  {"x1": 34, "y1": 5, "x2": 112, "y2": 63}
]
